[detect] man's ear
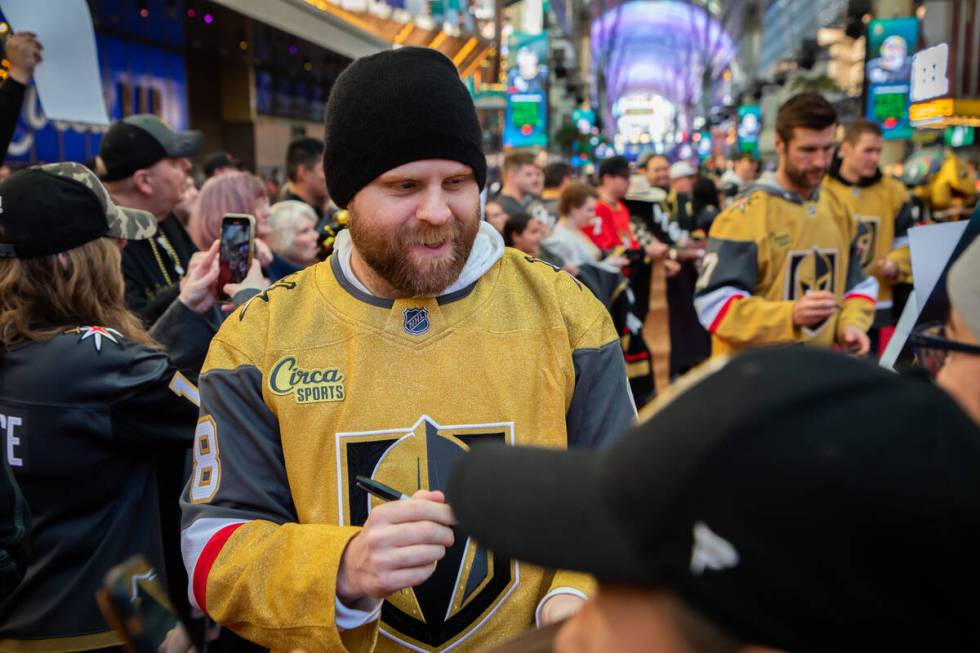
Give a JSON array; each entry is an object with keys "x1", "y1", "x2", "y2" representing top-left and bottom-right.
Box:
[
  {"x1": 839, "y1": 140, "x2": 852, "y2": 160},
  {"x1": 132, "y1": 169, "x2": 153, "y2": 196},
  {"x1": 774, "y1": 134, "x2": 787, "y2": 161},
  {"x1": 296, "y1": 163, "x2": 310, "y2": 184}
]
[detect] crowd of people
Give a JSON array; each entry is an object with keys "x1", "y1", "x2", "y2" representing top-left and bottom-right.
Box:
[{"x1": 0, "y1": 35, "x2": 979, "y2": 653}]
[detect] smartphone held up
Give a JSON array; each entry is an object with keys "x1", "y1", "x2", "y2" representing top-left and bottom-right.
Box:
[{"x1": 218, "y1": 213, "x2": 255, "y2": 301}]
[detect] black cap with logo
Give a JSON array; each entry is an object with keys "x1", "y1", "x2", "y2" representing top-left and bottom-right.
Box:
[
  {"x1": 449, "y1": 347, "x2": 980, "y2": 652},
  {"x1": 98, "y1": 114, "x2": 203, "y2": 182}
]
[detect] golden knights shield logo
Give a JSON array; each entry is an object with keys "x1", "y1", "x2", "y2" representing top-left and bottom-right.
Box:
[
  {"x1": 784, "y1": 247, "x2": 838, "y2": 300},
  {"x1": 336, "y1": 416, "x2": 518, "y2": 651},
  {"x1": 854, "y1": 215, "x2": 880, "y2": 272},
  {"x1": 784, "y1": 247, "x2": 839, "y2": 336}
]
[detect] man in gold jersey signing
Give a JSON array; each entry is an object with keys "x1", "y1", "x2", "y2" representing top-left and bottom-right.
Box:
[
  {"x1": 695, "y1": 92, "x2": 878, "y2": 358},
  {"x1": 180, "y1": 47, "x2": 635, "y2": 652}
]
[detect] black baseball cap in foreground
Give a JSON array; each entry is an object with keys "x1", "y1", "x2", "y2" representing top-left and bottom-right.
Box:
[
  {"x1": 449, "y1": 347, "x2": 980, "y2": 652},
  {"x1": 98, "y1": 114, "x2": 203, "y2": 182},
  {"x1": 0, "y1": 162, "x2": 156, "y2": 259}
]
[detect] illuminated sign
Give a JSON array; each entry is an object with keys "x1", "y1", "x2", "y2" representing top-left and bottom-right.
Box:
[
  {"x1": 909, "y1": 98, "x2": 954, "y2": 123},
  {"x1": 864, "y1": 17, "x2": 918, "y2": 140},
  {"x1": 504, "y1": 32, "x2": 548, "y2": 148},
  {"x1": 945, "y1": 126, "x2": 975, "y2": 147},
  {"x1": 737, "y1": 105, "x2": 761, "y2": 157},
  {"x1": 910, "y1": 43, "x2": 949, "y2": 102}
]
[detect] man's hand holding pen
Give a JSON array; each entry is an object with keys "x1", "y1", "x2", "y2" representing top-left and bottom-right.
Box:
[{"x1": 337, "y1": 478, "x2": 456, "y2": 607}]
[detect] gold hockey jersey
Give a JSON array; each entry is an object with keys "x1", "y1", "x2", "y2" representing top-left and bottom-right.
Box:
[
  {"x1": 180, "y1": 248, "x2": 635, "y2": 652},
  {"x1": 823, "y1": 168, "x2": 913, "y2": 309},
  {"x1": 694, "y1": 178, "x2": 877, "y2": 358}
]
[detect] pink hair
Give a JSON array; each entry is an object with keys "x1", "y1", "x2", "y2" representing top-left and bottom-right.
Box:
[{"x1": 190, "y1": 172, "x2": 266, "y2": 249}]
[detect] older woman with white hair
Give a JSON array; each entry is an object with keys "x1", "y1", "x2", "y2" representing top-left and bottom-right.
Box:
[{"x1": 266, "y1": 200, "x2": 320, "y2": 279}]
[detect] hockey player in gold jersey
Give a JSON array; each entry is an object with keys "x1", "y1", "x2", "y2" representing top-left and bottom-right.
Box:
[
  {"x1": 180, "y1": 48, "x2": 635, "y2": 653},
  {"x1": 695, "y1": 93, "x2": 877, "y2": 358},
  {"x1": 823, "y1": 118, "x2": 913, "y2": 328}
]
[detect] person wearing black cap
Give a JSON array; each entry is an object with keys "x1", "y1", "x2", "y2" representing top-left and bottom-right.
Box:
[
  {"x1": 180, "y1": 46, "x2": 635, "y2": 652},
  {"x1": 203, "y1": 150, "x2": 239, "y2": 178},
  {"x1": 589, "y1": 155, "x2": 637, "y2": 252},
  {"x1": 451, "y1": 346, "x2": 980, "y2": 652},
  {"x1": 0, "y1": 162, "x2": 217, "y2": 649},
  {"x1": 98, "y1": 113, "x2": 204, "y2": 323}
]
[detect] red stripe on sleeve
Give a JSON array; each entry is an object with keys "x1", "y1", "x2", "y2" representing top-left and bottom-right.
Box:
[
  {"x1": 709, "y1": 295, "x2": 745, "y2": 333},
  {"x1": 193, "y1": 522, "x2": 244, "y2": 615},
  {"x1": 843, "y1": 294, "x2": 876, "y2": 305}
]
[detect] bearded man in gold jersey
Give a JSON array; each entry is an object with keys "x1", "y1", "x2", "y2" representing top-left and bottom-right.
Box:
[
  {"x1": 695, "y1": 92, "x2": 877, "y2": 357},
  {"x1": 180, "y1": 47, "x2": 635, "y2": 653}
]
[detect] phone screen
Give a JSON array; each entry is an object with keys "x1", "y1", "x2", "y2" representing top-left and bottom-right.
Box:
[
  {"x1": 97, "y1": 556, "x2": 193, "y2": 653},
  {"x1": 218, "y1": 216, "x2": 254, "y2": 300}
]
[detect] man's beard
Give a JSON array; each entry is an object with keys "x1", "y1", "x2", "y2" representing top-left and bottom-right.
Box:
[
  {"x1": 348, "y1": 208, "x2": 480, "y2": 298},
  {"x1": 784, "y1": 159, "x2": 827, "y2": 196}
]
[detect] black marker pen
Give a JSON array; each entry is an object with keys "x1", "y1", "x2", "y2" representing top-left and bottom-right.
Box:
[{"x1": 355, "y1": 475, "x2": 411, "y2": 502}]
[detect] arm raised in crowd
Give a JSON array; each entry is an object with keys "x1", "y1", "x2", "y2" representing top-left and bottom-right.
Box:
[{"x1": 0, "y1": 32, "x2": 41, "y2": 163}]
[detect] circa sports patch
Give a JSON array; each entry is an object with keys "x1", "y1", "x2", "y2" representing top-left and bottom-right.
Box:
[{"x1": 267, "y1": 355, "x2": 345, "y2": 404}]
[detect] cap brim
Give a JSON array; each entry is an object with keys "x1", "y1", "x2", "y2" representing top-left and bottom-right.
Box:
[
  {"x1": 167, "y1": 130, "x2": 204, "y2": 158},
  {"x1": 449, "y1": 443, "x2": 645, "y2": 582},
  {"x1": 107, "y1": 205, "x2": 157, "y2": 242}
]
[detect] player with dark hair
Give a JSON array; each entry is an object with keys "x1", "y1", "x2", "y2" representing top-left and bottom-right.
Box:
[
  {"x1": 695, "y1": 92, "x2": 877, "y2": 357},
  {"x1": 823, "y1": 118, "x2": 914, "y2": 339}
]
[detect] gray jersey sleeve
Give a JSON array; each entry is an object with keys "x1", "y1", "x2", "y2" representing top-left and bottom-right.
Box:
[{"x1": 566, "y1": 339, "x2": 636, "y2": 450}]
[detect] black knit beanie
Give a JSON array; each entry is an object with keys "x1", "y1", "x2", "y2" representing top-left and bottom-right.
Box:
[{"x1": 323, "y1": 47, "x2": 487, "y2": 209}]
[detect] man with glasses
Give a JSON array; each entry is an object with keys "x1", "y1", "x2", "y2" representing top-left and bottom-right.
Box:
[{"x1": 911, "y1": 237, "x2": 980, "y2": 424}]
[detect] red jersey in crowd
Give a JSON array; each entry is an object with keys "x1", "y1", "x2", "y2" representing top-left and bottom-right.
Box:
[{"x1": 585, "y1": 199, "x2": 638, "y2": 252}]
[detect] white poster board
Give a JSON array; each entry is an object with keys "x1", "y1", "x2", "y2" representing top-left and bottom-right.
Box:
[{"x1": 0, "y1": 0, "x2": 109, "y2": 125}]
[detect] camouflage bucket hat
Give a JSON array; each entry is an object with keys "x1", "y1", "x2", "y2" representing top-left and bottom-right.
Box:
[{"x1": 0, "y1": 162, "x2": 156, "y2": 259}]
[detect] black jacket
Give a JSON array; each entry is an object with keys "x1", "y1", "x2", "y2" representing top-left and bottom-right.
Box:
[
  {"x1": 122, "y1": 214, "x2": 198, "y2": 324},
  {"x1": 0, "y1": 77, "x2": 25, "y2": 163},
  {"x1": 0, "y1": 451, "x2": 29, "y2": 602},
  {"x1": 0, "y1": 301, "x2": 206, "y2": 648}
]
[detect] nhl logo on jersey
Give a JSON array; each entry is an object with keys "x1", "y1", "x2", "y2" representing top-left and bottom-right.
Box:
[
  {"x1": 403, "y1": 307, "x2": 430, "y2": 335},
  {"x1": 336, "y1": 416, "x2": 519, "y2": 651}
]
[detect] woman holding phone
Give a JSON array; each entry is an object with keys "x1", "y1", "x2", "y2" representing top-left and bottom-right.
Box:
[
  {"x1": 0, "y1": 163, "x2": 220, "y2": 649},
  {"x1": 190, "y1": 171, "x2": 300, "y2": 282}
]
